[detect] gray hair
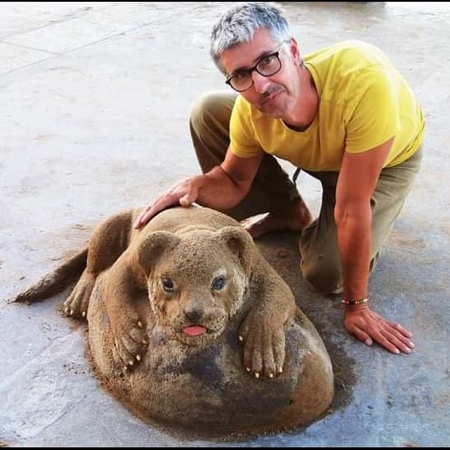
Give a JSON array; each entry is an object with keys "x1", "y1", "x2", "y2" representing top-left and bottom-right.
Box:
[{"x1": 210, "y1": 2, "x2": 292, "y2": 74}]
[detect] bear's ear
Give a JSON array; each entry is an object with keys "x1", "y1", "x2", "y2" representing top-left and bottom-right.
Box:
[
  {"x1": 216, "y1": 226, "x2": 254, "y2": 275},
  {"x1": 135, "y1": 231, "x2": 180, "y2": 273}
]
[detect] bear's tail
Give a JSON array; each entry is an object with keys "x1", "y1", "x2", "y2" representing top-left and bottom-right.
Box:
[{"x1": 12, "y1": 248, "x2": 88, "y2": 304}]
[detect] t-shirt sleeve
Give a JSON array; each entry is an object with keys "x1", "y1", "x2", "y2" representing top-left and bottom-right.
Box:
[
  {"x1": 229, "y1": 96, "x2": 264, "y2": 158},
  {"x1": 345, "y1": 66, "x2": 399, "y2": 153}
]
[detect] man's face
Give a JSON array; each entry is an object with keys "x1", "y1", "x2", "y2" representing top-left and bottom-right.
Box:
[{"x1": 220, "y1": 28, "x2": 300, "y2": 118}]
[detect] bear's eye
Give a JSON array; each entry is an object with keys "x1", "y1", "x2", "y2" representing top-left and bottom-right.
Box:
[
  {"x1": 161, "y1": 278, "x2": 175, "y2": 292},
  {"x1": 211, "y1": 276, "x2": 225, "y2": 291}
]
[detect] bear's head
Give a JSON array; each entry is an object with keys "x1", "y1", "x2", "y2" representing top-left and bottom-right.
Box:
[{"x1": 134, "y1": 225, "x2": 254, "y2": 346}]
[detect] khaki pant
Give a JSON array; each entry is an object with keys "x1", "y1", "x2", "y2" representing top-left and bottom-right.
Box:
[{"x1": 189, "y1": 91, "x2": 423, "y2": 294}]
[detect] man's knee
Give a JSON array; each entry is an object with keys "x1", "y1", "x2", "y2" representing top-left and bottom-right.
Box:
[
  {"x1": 301, "y1": 261, "x2": 343, "y2": 295},
  {"x1": 189, "y1": 91, "x2": 235, "y2": 135}
]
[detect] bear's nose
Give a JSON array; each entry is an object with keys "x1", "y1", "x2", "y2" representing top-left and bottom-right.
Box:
[{"x1": 184, "y1": 307, "x2": 203, "y2": 323}]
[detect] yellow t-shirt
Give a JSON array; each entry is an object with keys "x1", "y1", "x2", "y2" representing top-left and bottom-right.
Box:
[{"x1": 229, "y1": 40, "x2": 425, "y2": 171}]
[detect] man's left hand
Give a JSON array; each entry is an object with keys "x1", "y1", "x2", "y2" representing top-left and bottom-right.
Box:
[{"x1": 344, "y1": 305, "x2": 415, "y2": 354}]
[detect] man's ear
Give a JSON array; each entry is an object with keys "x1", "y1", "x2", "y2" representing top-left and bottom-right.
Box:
[
  {"x1": 288, "y1": 36, "x2": 301, "y2": 65},
  {"x1": 216, "y1": 226, "x2": 254, "y2": 276},
  {"x1": 134, "y1": 231, "x2": 180, "y2": 274}
]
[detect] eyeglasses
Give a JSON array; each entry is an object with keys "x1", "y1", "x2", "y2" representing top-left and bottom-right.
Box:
[{"x1": 225, "y1": 44, "x2": 285, "y2": 93}]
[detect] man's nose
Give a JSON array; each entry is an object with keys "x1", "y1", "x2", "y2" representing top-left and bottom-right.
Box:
[{"x1": 251, "y1": 71, "x2": 270, "y2": 93}]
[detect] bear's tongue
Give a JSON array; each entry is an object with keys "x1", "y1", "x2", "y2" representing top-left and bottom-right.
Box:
[{"x1": 183, "y1": 325, "x2": 207, "y2": 336}]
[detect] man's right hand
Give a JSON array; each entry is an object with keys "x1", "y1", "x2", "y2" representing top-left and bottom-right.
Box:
[
  {"x1": 134, "y1": 153, "x2": 259, "y2": 230},
  {"x1": 133, "y1": 176, "x2": 202, "y2": 229}
]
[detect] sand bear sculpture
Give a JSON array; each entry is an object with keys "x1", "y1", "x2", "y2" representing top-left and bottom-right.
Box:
[{"x1": 14, "y1": 205, "x2": 334, "y2": 438}]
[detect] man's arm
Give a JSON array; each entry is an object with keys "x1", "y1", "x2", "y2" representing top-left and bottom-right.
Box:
[
  {"x1": 134, "y1": 150, "x2": 263, "y2": 229},
  {"x1": 199, "y1": 150, "x2": 263, "y2": 208},
  {"x1": 335, "y1": 137, "x2": 414, "y2": 354},
  {"x1": 335, "y1": 138, "x2": 392, "y2": 300}
]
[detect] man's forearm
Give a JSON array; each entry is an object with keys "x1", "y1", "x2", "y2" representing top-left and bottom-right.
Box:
[
  {"x1": 196, "y1": 165, "x2": 250, "y2": 210},
  {"x1": 337, "y1": 211, "x2": 372, "y2": 301}
]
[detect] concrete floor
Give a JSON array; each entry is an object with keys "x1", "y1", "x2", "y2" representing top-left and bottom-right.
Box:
[{"x1": 1, "y1": 1, "x2": 449, "y2": 447}]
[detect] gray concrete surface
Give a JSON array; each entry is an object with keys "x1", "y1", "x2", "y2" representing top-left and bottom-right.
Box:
[{"x1": 1, "y1": 1, "x2": 449, "y2": 447}]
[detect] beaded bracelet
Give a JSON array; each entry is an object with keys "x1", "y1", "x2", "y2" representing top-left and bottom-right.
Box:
[{"x1": 341, "y1": 297, "x2": 369, "y2": 306}]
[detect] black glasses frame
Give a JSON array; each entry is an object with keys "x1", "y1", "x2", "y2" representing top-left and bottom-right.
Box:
[{"x1": 225, "y1": 45, "x2": 284, "y2": 92}]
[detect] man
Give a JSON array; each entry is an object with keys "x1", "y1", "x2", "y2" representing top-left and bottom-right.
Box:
[{"x1": 135, "y1": 2, "x2": 425, "y2": 355}]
